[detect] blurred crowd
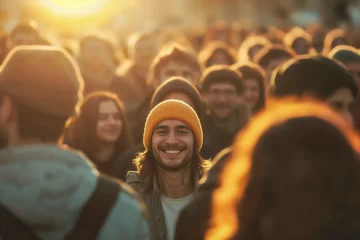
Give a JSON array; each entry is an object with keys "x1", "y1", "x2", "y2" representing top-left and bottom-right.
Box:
[{"x1": 1, "y1": 17, "x2": 360, "y2": 240}]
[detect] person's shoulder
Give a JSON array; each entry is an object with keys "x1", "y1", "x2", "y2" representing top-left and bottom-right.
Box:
[{"x1": 126, "y1": 171, "x2": 142, "y2": 185}]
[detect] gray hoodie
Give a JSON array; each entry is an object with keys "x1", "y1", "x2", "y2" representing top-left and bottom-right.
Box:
[{"x1": 0, "y1": 145, "x2": 149, "y2": 240}]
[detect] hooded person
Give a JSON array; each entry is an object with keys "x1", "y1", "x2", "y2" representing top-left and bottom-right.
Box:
[
  {"x1": 269, "y1": 55, "x2": 358, "y2": 126},
  {"x1": 329, "y1": 45, "x2": 360, "y2": 131},
  {"x1": 114, "y1": 77, "x2": 207, "y2": 181},
  {"x1": 0, "y1": 46, "x2": 149, "y2": 240}
]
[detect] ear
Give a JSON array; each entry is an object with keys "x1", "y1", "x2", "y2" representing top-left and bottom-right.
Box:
[{"x1": 0, "y1": 96, "x2": 14, "y2": 126}]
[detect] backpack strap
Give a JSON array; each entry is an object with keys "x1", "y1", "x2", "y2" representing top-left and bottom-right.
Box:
[
  {"x1": 0, "y1": 204, "x2": 41, "y2": 240},
  {"x1": 66, "y1": 175, "x2": 121, "y2": 240}
]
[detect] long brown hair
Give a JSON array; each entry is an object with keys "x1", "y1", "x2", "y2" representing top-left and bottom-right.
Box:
[
  {"x1": 60, "y1": 91, "x2": 133, "y2": 160},
  {"x1": 134, "y1": 142, "x2": 211, "y2": 193}
]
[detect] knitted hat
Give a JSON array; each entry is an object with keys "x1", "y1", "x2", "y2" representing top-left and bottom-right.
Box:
[
  {"x1": 143, "y1": 100, "x2": 203, "y2": 151},
  {"x1": 269, "y1": 55, "x2": 357, "y2": 100},
  {"x1": 151, "y1": 77, "x2": 203, "y2": 114},
  {"x1": 201, "y1": 65, "x2": 244, "y2": 93},
  {"x1": 0, "y1": 45, "x2": 84, "y2": 117}
]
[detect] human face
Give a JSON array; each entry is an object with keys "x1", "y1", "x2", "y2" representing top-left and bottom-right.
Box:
[
  {"x1": 96, "y1": 100, "x2": 123, "y2": 144},
  {"x1": 157, "y1": 61, "x2": 194, "y2": 87},
  {"x1": 203, "y1": 82, "x2": 238, "y2": 120},
  {"x1": 133, "y1": 38, "x2": 157, "y2": 72},
  {"x1": 265, "y1": 57, "x2": 290, "y2": 83},
  {"x1": 163, "y1": 92, "x2": 196, "y2": 109},
  {"x1": 209, "y1": 51, "x2": 231, "y2": 66},
  {"x1": 345, "y1": 62, "x2": 360, "y2": 87},
  {"x1": 81, "y1": 39, "x2": 115, "y2": 69},
  {"x1": 293, "y1": 39, "x2": 309, "y2": 55},
  {"x1": 152, "y1": 119, "x2": 194, "y2": 172},
  {"x1": 326, "y1": 88, "x2": 355, "y2": 125},
  {"x1": 9, "y1": 31, "x2": 37, "y2": 49},
  {"x1": 243, "y1": 78, "x2": 260, "y2": 111}
]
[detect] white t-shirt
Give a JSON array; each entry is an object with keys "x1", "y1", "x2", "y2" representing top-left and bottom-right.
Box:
[{"x1": 160, "y1": 193, "x2": 195, "y2": 240}]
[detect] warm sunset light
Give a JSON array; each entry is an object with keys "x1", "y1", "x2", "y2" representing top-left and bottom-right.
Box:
[{"x1": 37, "y1": 0, "x2": 111, "y2": 16}]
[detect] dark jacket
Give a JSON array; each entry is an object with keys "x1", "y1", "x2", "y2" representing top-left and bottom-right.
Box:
[
  {"x1": 114, "y1": 144, "x2": 144, "y2": 181},
  {"x1": 202, "y1": 103, "x2": 249, "y2": 159},
  {"x1": 175, "y1": 147, "x2": 232, "y2": 240}
]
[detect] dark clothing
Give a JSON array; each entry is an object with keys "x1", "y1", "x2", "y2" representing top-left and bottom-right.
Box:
[
  {"x1": 202, "y1": 104, "x2": 249, "y2": 159},
  {"x1": 114, "y1": 144, "x2": 144, "y2": 181},
  {"x1": 130, "y1": 93, "x2": 154, "y2": 145},
  {"x1": 175, "y1": 148, "x2": 232, "y2": 240}
]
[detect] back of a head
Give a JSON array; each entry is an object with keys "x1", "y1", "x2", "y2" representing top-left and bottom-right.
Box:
[
  {"x1": 151, "y1": 76, "x2": 203, "y2": 114},
  {"x1": 253, "y1": 44, "x2": 296, "y2": 69},
  {"x1": 269, "y1": 55, "x2": 357, "y2": 100},
  {"x1": 283, "y1": 27, "x2": 312, "y2": 54},
  {"x1": 207, "y1": 99, "x2": 360, "y2": 240},
  {"x1": 147, "y1": 43, "x2": 201, "y2": 87},
  {"x1": 198, "y1": 41, "x2": 237, "y2": 68},
  {"x1": 323, "y1": 28, "x2": 349, "y2": 55},
  {"x1": 0, "y1": 45, "x2": 83, "y2": 141},
  {"x1": 329, "y1": 45, "x2": 360, "y2": 64},
  {"x1": 238, "y1": 35, "x2": 271, "y2": 63}
]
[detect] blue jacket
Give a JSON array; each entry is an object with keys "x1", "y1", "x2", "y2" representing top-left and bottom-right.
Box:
[{"x1": 0, "y1": 145, "x2": 150, "y2": 240}]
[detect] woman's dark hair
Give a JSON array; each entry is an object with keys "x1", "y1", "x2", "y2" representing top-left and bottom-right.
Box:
[
  {"x1": 134, "y1": 142, "x2": 211, "y2": 193},
  {"x1": 199, "y1": 41, "x2": 237, "y2": 68},
  {"x1": 60, "y1": 91, "x2": 132, "y2": 161},
  {"x1": 208, "y1": 99, "x2": 360, "y2": 240},
  {"x1": 232, "y1": 62, "x2": 267, "y2": 113}
]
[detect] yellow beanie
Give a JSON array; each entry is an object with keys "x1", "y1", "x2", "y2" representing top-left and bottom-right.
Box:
[{"x1": 143, "y1": 100, "x2": 203, "y2": 151}]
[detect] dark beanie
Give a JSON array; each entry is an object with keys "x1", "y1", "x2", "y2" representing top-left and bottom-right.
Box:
[
  {"x1": 269, "y1": 55, "x2": 357, "y2": 100},
  {"x1": 0, "y1": 45, "x2": 84, "y2": 117},
  {"x1": 151, "y1": 77, "x2": 203, "y2": 114},
  {"x1": 201, "y1": 65, "x2": 244, "y2": 94},
  {"x1": 329, "y1": 45, "x2": 360, "y2": 64}
]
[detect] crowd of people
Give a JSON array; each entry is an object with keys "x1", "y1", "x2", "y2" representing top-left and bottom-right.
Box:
[{"x1": 1, "y1": 18, "x2": 360, "y2": 240}]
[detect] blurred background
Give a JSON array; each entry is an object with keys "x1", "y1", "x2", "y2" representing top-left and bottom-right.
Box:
[{"x1": 1, "y1": 0, "x2": 360, "y2": 36}]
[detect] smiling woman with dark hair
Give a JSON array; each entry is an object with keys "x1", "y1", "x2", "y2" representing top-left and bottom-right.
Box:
[{"x1": 60, "y1": 91, "x2": 133, "y2": 178}]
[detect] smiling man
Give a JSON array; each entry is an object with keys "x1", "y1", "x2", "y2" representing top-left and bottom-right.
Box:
[
  {"x1": 126, "y1": 100, "x2": 210, "y2": 240},
  {"x1": 200, "y1": 65, "x2": 249, "y2": 158}
]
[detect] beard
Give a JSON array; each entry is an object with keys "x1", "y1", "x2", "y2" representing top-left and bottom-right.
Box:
[{"x1": 153, "y1": 146, "x2": 193, "y2": 172}]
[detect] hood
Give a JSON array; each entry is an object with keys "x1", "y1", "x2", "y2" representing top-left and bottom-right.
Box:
[{"x1": 0, "y1": 145, "x2": 99, "y2": 240}]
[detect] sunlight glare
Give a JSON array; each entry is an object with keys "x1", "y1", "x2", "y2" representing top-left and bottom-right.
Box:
[{"x1": 38, "y1": 0, "x2": 110, "y2": 16}]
